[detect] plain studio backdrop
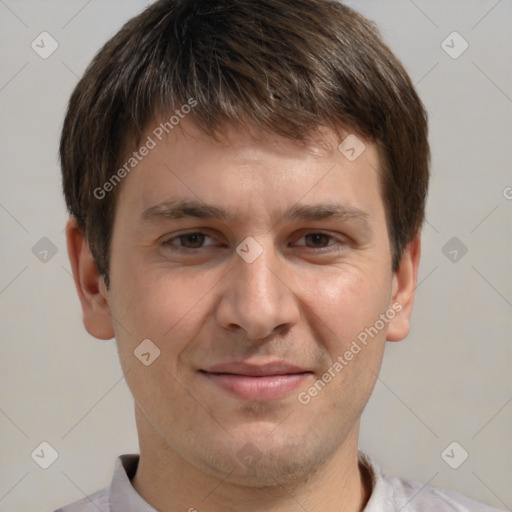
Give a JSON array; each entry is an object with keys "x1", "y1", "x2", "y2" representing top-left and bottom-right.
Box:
[{"x1": 0, "y1": 1, "x2": 511, "y2": 511}]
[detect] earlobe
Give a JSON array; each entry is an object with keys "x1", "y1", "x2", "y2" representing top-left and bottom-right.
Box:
[
  {"x1": 386, "y1": 233, "x2": 421, "y2": 342},
  {"x1": 65, "y1": 217, "x2": 115, "y2": 340}
]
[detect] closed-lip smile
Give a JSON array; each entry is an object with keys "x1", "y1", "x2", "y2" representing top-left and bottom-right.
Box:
[{"x1": 199, "y1": 361, "x2": 313, "y2": 401}]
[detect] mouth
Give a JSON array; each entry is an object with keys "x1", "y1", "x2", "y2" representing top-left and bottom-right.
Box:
[{"x1": 199, "y1": 362, "x2": 313, "y2": 401}]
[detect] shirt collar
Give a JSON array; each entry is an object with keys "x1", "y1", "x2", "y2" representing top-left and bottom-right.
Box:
[
  {"x1": 107, "y1": 451, "x2": 386, "y2": 512},
  {"x1": 108, "y1": 454, "x2": 157, "y2": 512},
  {"x1": 358, "y1": 451, "x2": 395, "y2": 511}
]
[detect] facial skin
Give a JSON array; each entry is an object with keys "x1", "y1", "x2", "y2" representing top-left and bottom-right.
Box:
[{"x1": 66, "y1": 117, "x2": 420, "y2": 512}]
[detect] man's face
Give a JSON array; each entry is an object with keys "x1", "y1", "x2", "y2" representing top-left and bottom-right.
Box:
[{"x1": 81, "y1": 118, "x2": 416, "y2": 485}]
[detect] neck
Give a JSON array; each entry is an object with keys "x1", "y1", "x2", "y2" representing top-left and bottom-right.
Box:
[{"x1": 131, "y1": 408, "x2": 371, "y2": 512}]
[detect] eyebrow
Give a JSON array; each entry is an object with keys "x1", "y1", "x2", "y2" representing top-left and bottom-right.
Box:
[{"x1": 140, "y1": 199, "x2": 370, "y2": 227}]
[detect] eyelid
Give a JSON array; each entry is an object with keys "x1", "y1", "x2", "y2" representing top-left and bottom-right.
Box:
[
  {"x1": 162, "y1": 229, "x2": 345, "y2": 250},
  {"x1": 291, "y1": 230, "x2": 340, "y2": 246},
  {"x1": 163, "y1": 230, "x2": 219, "y2": 248}
]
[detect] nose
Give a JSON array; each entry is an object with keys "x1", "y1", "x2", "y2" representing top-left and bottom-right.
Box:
[{"x1": 214, "y1": 237, "x2": 301, "y2": 341}]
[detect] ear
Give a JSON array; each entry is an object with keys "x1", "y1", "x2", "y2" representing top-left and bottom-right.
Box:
[
  {"x1": 386, "y1": 233, "x2": 421, "y2": 342},
  {"x1": 65, "y1": 216, "x2": 115, "y2": 340}
]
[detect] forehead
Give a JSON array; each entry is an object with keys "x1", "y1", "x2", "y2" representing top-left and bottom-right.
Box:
[{"x1": 114, "y1": 117, "x2": 384, "y2": 224}]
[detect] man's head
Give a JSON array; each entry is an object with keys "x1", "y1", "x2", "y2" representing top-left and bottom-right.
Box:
[
  {"x1": 62, "y1": 0, "x2": 429, "y2": 491},
  {"x1": 61, "y1": 0, "x2": 429, "y2": 290}
]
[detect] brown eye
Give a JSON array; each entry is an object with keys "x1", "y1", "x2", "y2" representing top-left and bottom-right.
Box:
[
  {"x1": 163, "y1": 232, "x2": 215, "y2": 249},
  {"x1": 178, "y1": 233, "x2": 206, "y2": 248},
  {"x1": 303, "y1": 233, "x2": 333, "y2": 248}
]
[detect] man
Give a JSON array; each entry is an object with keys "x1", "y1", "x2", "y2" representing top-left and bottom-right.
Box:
[{"x1": 57, "y1": 0, "x2": 502, "y2": 510}]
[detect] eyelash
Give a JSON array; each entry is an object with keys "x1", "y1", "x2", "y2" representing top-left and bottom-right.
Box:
[{"x1": 162, "y1": 231, "x2": 343, "y2": 251}]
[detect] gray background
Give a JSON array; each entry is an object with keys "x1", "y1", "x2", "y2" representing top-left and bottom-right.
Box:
[{"x1": 0, "y1": 0, "x2": 510, "y2": 511}]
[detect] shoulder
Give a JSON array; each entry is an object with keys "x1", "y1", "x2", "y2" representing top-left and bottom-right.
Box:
[
  {"x1": 384, "y1": 473, "x2": 505, "y2": 511},
  {"x1": 359, "y1": 452, "x2": 505, "y2": 512},
  {"x1": 52, "y1": 487, "x2": 109, "y2": 512}
]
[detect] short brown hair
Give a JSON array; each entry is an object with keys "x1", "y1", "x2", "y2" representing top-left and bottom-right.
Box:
[{"x1": 60, "y1": 0, "x2": 430, "y2": 288}]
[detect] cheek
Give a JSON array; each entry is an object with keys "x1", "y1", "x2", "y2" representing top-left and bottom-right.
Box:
[
  {"x1": 301, "y1": 270, "x2": 388, "y2": 410},
  {"x1": 300, "y1": 265, "x2": 391, "y2": 348},
  {"x1": 308, "y1": 269, "x2": 390, "y2": 403},
  {"x1": 109, "y1": 263, "x2": 221, "y2": 358}
]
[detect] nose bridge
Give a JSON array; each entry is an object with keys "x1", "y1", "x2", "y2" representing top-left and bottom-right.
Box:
[
  {"x1": 216, "y1": 235, "x2": 299, "y2": 339},
  {"x1": 238, "y1": 237, "x2": 280, "y2": 300}
]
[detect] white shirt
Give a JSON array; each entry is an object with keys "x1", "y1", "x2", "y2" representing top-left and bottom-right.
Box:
[{"x1": 53, "y1": 451, "x2": 505, "y2": 511}]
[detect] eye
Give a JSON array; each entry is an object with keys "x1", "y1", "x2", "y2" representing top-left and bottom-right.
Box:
[
  {"x1": 163, "y1": 232, "x2": 217, "y2": 249},
  {"x1": 162, "y1": 230, "x2": 344, "y2": 252},
  {"x1": 293, "y1": 232, "x2": 338, "y2": 249}
]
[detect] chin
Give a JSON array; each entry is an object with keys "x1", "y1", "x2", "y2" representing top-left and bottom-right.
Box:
[{"x1": 186, "y1": 430, "x2": 333, "y2": 488}]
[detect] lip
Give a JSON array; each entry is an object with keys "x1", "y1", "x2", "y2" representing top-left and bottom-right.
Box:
[
  {"x1": 205, "y1": 361, "x2": 309, "y2": 376},
  {"x1": 200, "y1": 361, "x2": 312, "y2": 401}
]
